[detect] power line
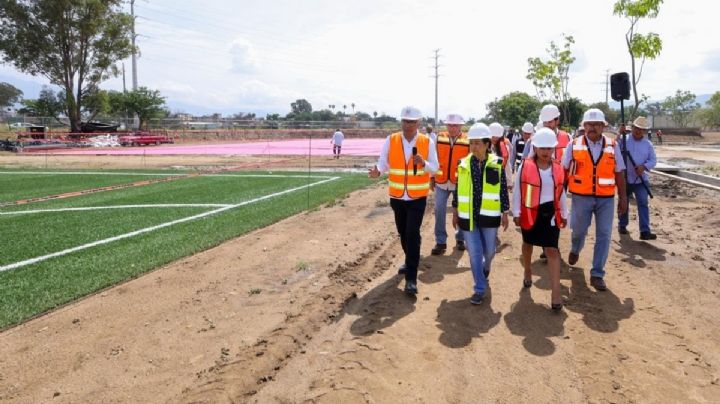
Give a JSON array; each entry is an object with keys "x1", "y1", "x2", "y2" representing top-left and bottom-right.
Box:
[{"x1": 431, "y1": 49, "x2": 441, "y2": 126}]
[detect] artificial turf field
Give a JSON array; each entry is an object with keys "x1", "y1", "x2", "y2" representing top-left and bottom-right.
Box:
[{"x1": 0, "y1": 169, "x2": 377, "y2": 329}]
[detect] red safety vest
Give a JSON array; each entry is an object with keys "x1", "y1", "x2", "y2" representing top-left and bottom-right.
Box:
[
  {"x1": 519, "y1": 158, "x2": 565, "y2": 231},
  {"x1": 555, "y1": 130, "x2": 571, "y2": 161}
]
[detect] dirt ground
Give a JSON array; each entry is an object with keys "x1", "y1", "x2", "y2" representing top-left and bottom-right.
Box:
[{"x1": 0, "y1": 149, "x2": 719, "y2": 403}]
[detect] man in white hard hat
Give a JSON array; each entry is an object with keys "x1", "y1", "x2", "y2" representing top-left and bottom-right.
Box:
[
  {"x1": 509, "y1": 122, "x2": 534, "y2": 171},
  {"x1": 562, "y1": 108, "x2": 627, "y2": 291},
  {"x1": 369, "y1": 106, "x2": 439, "y2": 295},
  {"x1": 431, "y1": 113, "x2": 470, "y2": 255},
  {"x1": 618, "y1": 116, "x2": 657, "y2": 240},
  {"x1": 522, "y1": 104, "x2": 572, "y2": 162}
]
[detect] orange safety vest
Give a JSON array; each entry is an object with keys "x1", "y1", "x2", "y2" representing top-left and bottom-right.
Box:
[
  {"x1": 434, "y1": 132, "x2": 469, "y2": 184},
  {"x1": 519, "y1": 158, "x2": 565, "y2": 231},
  {"x1": 555, "y1": 130, "x2": 571, "y2": 162},
  {"x1": 387, "y1": 132, "x2": 431, "y2": 199},
  {"x1": 568, "y1": 135, "x2": 617, "y2": 197},
  {"x1": 492, "y1": 138, "x2": 510, "y2": 168}
]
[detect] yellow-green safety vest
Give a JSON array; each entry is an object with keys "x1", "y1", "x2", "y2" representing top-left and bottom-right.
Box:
[{"x1": 456, "y1": 153, "x2": 503, "y2": 231}]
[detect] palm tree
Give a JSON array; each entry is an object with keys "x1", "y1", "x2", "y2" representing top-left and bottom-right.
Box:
[
  {"x1": 373, "y1": 111, "x2": 378, "y2": 119},
  {"x1": 351, "y1": 103, "x2": 355, "y2": 114},
  {"x1": 342, "y1": 105, "x2": 347, "y2": 115}
]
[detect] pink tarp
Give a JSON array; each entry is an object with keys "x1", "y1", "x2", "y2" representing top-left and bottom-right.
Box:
[{"x1": 46, "y1": 138, "x2": 385, "y2": 156}]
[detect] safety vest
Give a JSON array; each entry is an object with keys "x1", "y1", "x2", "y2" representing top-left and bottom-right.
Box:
[
  {"x1": 456, "y1": 153, "x2": 503, "y2": 231},
  {"x1": 387, "y1": 132, "x2": 430, "y2": 199},
  {"x1": 519, "y1": 158, "x2": 565, "y2": 231},
  {"x1": 555, "y1": 130, "x2": 571, "y2": 161},
  {"x1": 492, "y1": 138, "x2": 510, "y2": 168},
  {"x1": 568, "y1": 135, "x2": 617, "y2": 197},
  {"x1": 434, "y1": 132, "x2": 469, "y2": 184},
  {"x1": 515, "y1": 137, "x2": 529, "y2": 164}
]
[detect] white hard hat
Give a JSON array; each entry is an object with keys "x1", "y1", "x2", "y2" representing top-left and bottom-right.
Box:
[
  {"x1": 400, "y1": 106, "x2": 422, "y2": 121},
  {"x1": 539, "y1": 104, "x2": 561, "y2": 122},
  {"x1": 532, "y1": 128, "x2": 558, "y2": 148},
  {"x1": 580, "y1": 108, "x2": 608, "y2": 125},
  {"x1": 445, "y1": 113, "x2": 465, "y2": 125},
  {"x1": 489, "y1": 122, "x2": 504, "y2": 138},
  {"x1": 467, "y1": 123, "x2": 491, "y2": 140},
  {"x1": 521, "y1": 122, "x2": 535, "y2": 134}
]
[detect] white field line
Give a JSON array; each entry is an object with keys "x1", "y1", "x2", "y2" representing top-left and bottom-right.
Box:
[
  {"x1": 0, "y1": 176, "x2": 339, "y2": 273},
  {"x1": 0, "y1": 204, "x2": 234, "y2": 216},
  {"x1": 0, "y1": 171, "x2": 335, "y2": 178}
]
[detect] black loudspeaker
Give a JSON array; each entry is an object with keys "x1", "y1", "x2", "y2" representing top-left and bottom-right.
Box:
[{"x1": 610, "y1": 72, "x2": 631, "y2": 101}]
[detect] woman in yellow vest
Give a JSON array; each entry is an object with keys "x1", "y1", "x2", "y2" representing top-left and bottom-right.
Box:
[
  {"x1": 512, "y1": 128, "x2": 568, "y2": 311},
  {"x1": 369, "y1": 106, "x2": 439, "y2": 295},
  {"x1": 451, "y1": 123, "x2": 510, "y2": 305}
]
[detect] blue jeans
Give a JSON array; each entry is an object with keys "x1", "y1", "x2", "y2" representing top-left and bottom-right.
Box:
[
  {"x1": 434, "y1": 186, "x2": 464, "y2": 245},
  {"x1": 570, "y1": 195, "x2": 614, "y2": 279},
  {"x1": 462, "y1": 226, "x2": 498, "y2": 295},
  {"x1": 618, "y1": 182, "x2": 651, "y2": 233}
]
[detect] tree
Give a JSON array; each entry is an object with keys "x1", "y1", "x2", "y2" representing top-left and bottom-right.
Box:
[
  {"x1": 17, "y1": 86, "x2": 65, "y2": 123},
  {"x1": 0, "y1": 0, "x2": 134, "y2": 132},
  {"x1": 355, "y1": 112, "x2": 371, "y2": 121},
  {"x1": 351, "y1": 103, "x2": 355, "y2": 114},
  {"x1": 108, "y1": 87, "x2": 166, "y2": 129},
  {"x1": 290, "y1": 99, "x2": 312, "y2": 115},
  {"x1": 82, "y1": 87, "x2": 110, "y2": 121},
  {"x1": 588, "y1": 102, "x2": 620, "y2": 125},
  {"x1": 0, "y1": 81, "x2": 22, "y2": 108},
  {"x1": 485, "y1": 92, "x2": 541, "y2": 128},
  {"x1": 661, "y1": 90, "x2": 699, "y2": 128},
  {"x1": 613, "y1": 0, "x2": 664, "y2": 117},
  {"x1": 557, "y1": 98, "x2": 587, "y2": 128},
  {"x1": 696, "y1": 91, "x2": 720, "y2": 128},
  {"x1": 373, "y1": 111, "x2": 378, "y2": 120},
  {"x1": 526, "y1": 34, "x2": 576, "y2": 124}
]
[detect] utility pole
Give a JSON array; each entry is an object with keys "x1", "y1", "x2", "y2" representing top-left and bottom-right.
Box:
[
  {"x1": 432, "y1": 49, "x2": 441, "y2": 126},
  {"x1": 130, "y1": 0, "x2": 138, "y2": 91},
  {"x1": 122, "y1": 63, "x2": 127, "y2": 93},
  {"x1": 605, "y1": 69, "x2": 610, "y2": 104}
]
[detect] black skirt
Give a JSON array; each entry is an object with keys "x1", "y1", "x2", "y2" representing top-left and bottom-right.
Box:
[{"x1": 521, "y1": 201, "x2": 560, "y2": 248}]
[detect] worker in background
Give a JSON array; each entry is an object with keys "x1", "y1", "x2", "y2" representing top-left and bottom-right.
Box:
[
  {"x1": 452, "y1": 123, "x2": 510, "y2": 305},
  {"x1": 618, "y1": 116, "x2": 658, "y2": 240},
  {"x1": 513, "y1": 128, "x2": 568, "y2": 310},
  {"x1": 509, "y1": 122, "x2": 534, "y2": 172},
  {"x1": 522, "y1": 104, "x2": 572, "y2": 162},
  {"x1": 425, "y1": 124, "x2": 437, "y2": 144},
  {"x1": 369, "y1": 106, "x2": 439, "y2": 295},
  {"x1": 331, "y1": 128, "x2": 344, "y2": 159},
  {"x1": 563, "y1": 108, "x2": 627, "y2": 292},
  {"x1": 489, "y1": 122, "x2": 513, "y2": 189},
  {"x1": 431, "y1": 113, "x2": 470, "y2": 255}
]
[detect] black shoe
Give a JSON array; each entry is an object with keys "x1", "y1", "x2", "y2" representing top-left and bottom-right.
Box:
[
  {"x1": 590, "y1": 276, "x2": 607, "y2": 291},
  {"x1": 540, "y1": 251, "x2": 547, "y2": 260},
  {"x1": 398, "y1": 264, "x2": 407, "y2": 275},
  {"x1": 483, "y1": 270, "x2": 490, "y2": 280},
  {"x1": 568, "y1": 252, "x2": 579, "y2": 266},
  {"x1": 431, "y1": 243, "x2": 447, "y2": 255},
  {"x1": 456, "y1": 241, "x2": 466, "y2": 251},
  {"x1": 640, "y1": 232, "x2": 657, "y2": 240},
  {"x1": 618, "y1": 227, "x2": 629, "y2": 235},
  {"x1": 404, "y1": 280, "x2": 418, "y2": 295},
  {"x1": 523, "y1": 278, "x2": 532, "y2": 288},
  {"x1": 470, "y1": 292, "x2": 484, "y2": 305},
  {"x1": 551, "y1": 302, "x2": 564, "y2": 311}
]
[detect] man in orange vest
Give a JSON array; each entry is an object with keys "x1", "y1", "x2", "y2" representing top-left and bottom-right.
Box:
[
  {"x1": 562, "y1": 108, "x2": 628, "y2": 291},
  {"x1": 369, "y1": 106, "x2": 439, "y2": 295},
  {"x1": 431, "y1": 113, "x2": 470, "y2": 255}
]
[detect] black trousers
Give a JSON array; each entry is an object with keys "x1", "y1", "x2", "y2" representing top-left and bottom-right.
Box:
[{"x1": 390, "y1": 197, "x2": 427, "y2": 282}]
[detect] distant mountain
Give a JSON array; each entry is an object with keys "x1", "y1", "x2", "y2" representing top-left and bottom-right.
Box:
[{"x1": 608, "y1": 93, "x2": 713, "y2": 110}]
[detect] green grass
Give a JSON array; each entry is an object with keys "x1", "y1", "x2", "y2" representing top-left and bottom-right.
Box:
[
  {"x1": 0, "y1": 170, "x2": 377, "y2": 329},
  {"x1": 0, "y1": 169, "x2": 191, "y2": 203}
]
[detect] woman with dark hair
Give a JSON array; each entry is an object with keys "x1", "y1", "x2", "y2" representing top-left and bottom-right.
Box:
[{"x1": 452, "y1": 123, "x2": 510, "y2": 305}]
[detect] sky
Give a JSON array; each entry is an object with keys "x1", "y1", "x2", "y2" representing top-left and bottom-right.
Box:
[{"x1": 1, "y1": 0, "x2": 719, "y2": 120}]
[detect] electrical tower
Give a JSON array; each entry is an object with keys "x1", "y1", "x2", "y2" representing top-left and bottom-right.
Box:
[{"x1": 432, "y1": 49, "x2": 441, "y2": 126}]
